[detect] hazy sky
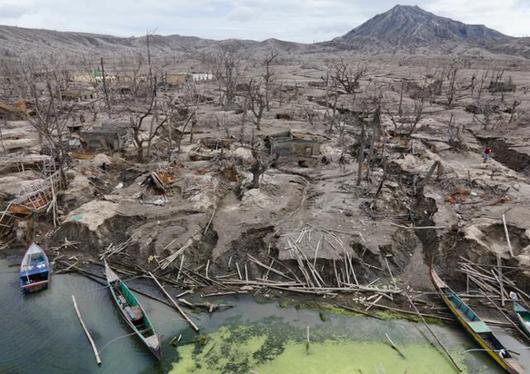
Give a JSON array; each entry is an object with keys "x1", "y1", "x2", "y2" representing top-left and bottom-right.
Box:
[{"x1": 0, "y1": 0, "x2": 528, "y2": 42}]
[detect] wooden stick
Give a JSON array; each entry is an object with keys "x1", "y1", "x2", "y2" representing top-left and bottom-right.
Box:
[
  {"x1": 236, "y1": 262, "x2": 242, "y2": 280},
  {"x1": 390, "y1": 223, "x2": 446, "y2": 230},
  {"x1": 72, "y1": 295, "x2": 102, "y2": 366},
  {"x1": 365, "y1": 294, "x2": 383, "y2": 311},
  {"x1": 502, "y1": 215, "x2": 514, "y2": 257},
  {"x1": 404, "y1": 292, "x2": 462, "y2": 372},
  {"x1": 148, "y1": 272, "x2": 199, "y2": 332},
  {"x1": 335, "y1": 303, "x2": 383, "y2": 320},
  {"x1": 176, "y1": 255, "x2": 185, "y2": 282},
  {"x1": 385, "y1": 333, "x2": 406, "y2": 359},
  {"x1": 247, "y1": 254, "x2": 292, "y2": 281},
  {"x1": 384, "y1": 256, "x2": 396, "y2": 286}
]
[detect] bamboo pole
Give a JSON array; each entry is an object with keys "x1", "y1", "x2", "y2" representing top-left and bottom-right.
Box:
[
  {"x1": 385, "y1": 333, "x2": 406, "y2": 359},
  {"x1": 384, "y1": 256, "x2": 396, "y2": 286},
  {"x1": 496, "y1": 254, "x2": 504, "y2": 307},
  {"x1": 336, "y1": 303, "x2": 383, "y2": 320},
  {"x1": 502, "y1": 215, "x2": 514, "y2": 257},
  {"x1": 148, "y1": 272, "x2": 199, "y2": 332},
  {"x1": 404, "y1": 293, "x2": 463, "y2": 372},
  {"x1": 72, "y1": 295, "x2": 102, "y2": 366}
]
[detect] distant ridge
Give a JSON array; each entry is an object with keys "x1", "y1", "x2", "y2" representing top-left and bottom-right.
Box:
[{"x1": 0, "y1": 5, "x2": 528, "y2": 61}]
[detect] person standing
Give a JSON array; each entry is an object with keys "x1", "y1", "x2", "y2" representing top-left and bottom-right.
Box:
[{"x1": 483, "y1": 146, "x2": 492, "y2": 162}]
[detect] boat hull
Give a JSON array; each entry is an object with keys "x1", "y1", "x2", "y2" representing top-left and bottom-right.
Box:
[
  {"x1": 514, "y1": 302, "x2": 530, "y2": 339},
  {"x1": 431, "y1": 268, "x2": 523, "y2": 374},
  {"x1": 19, "y1": 243, "x2": 51, "y2": 294},
  {"x1": 21, "y1": 279, "x2": 49, "y2": 293},
  {"x1": 105, "y1": 262, "x2": 161, "y2": 360}
]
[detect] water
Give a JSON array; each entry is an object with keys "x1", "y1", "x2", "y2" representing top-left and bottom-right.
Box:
[{"x1": 0, "y1": 258, "x2": 528, "y2": 374}]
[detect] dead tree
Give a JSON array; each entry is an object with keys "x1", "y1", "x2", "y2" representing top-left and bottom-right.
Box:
[
  {"x1": 14, "y1": 61, "x2": 75, "y2": 183},
  {"x1": 322, "y1": 72, "x2": 339, "y2": 133},
  {"x1": 210, "y1": 51, "x2": 241, "y2": 108},
  {"x1": 356, "y1": 115, "x2": 366, "y2": 187},
  {"x1": 125, "y1": 75, "x2": 168, "y2": 162},
  {"x1": 416, "y1": 161, "x2": 443, "y2": 196},
  {"x1": 364, "y1": 97, "x2": 383, "y2": 182},
  {"x1": 262, "y1": 50, "x2": 278, "y2": 112},
  {"x1": 330, "y1": 60, "x2": 367, "y2": 95},
  {"x1": 446, "y1": 66, "x2": 458, "y2": 108},
  {"x1": 167, "y1": 82, "x2": 199, "y2": 154},
  {"x1": 248, "y1": 140, "x2": 278, "y2": 189},
  {"x1": 447, "y1": 114, "x2": 464, "y2": 149},
  {"x1": 100, "y1": 57, "x2": 111, "y2": 116},
  {"x1": 476, "y1": 70, "x2": 490, "y2": 102},
  {"x1": 389, "y1": 97, "x2": 424, "y2": 136},
  {"x1": 472, "y1": 99, "x2": 497, "y2": 130},
  {"x1": 508, "y1": 100, "x2": 521, "y2": 124},
  {"x1": 246, "y1": 79, "x2": 266, "y2": 130}
]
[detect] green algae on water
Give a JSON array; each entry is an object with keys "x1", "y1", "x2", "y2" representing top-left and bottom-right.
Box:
[{"x1": 169, "y1": 322, "x2": 469, "y2": 374}]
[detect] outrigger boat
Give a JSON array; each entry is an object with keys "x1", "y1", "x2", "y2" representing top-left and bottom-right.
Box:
[
  {"x1": 19, "y1": 243, "x2": 51, "y2": 293},
  {"x1": 105, "y1": 261, "x2": 161, "y2": 359},
  {"x1": 513, "y1": 300, "x2": 530, "y2": 339},
  {"x1": 431, "y1": 267, "x2": 524, "y2": 374}
]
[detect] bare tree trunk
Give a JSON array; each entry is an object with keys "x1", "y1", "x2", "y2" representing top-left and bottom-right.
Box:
[
  {"x1": 398, "y1": 80, "x2": 404, "y2": 116},
  {"x1": 357, "y1": 119, "x2": 366, "y2": 187},
  {"x1": 100, "y1": 57, "x2": 111, "y2": 117}
]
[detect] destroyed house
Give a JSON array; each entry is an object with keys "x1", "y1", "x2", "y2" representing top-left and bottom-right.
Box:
[
  {"x1": 266, "y1": 131, "x2": 322, "y2": 159},
  {"x1": 78, "y1": 123, "x2": 128, "y2": 152},
  {"x1": 0, "y1": 102, "x2": 26, "y2": 121},
  {"x1": 191, "y1": 73, "x2": 213, "y2": 82},
  {"x1": 61, "y1": 89, "x2": 95, "y2": 102},
  {"x1": 164, "y1": 73, "x2": 191, "y2": 87}
]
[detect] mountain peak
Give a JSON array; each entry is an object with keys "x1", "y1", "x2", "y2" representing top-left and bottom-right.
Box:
[
  {"x1": 390, "y1": 4, "x2": 423, "y2": 12},
  {"x1": 336, "y1": 4, "x2": 510, "y2": 49}
]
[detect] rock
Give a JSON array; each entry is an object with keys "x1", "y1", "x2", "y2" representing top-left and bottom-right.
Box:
[
  {"x1": 231, "y1": 147, "x2": 254, "y2": 165},
  {"x1": 320, "y1": 145, "x2": 343, "y2": 163},
  {"x1": 60, "y1": 170, "x2": 95, "y2": 210},
  {"x1": 64, "y1": 200, "x2": 120, "y2": 232},
  {"x1": 79, "y1": 153, "x2": 111, "y2": 169},
  {"x1": 0, "y1": 171, "x2": 43, "y2": 199}
]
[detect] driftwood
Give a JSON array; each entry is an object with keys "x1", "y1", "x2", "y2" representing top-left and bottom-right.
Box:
[
  {"x1": 149, "y1": 272, "x2": 200, "y2": 332},
  {"x1": 72, "y1": 295, "x2": 102, "y2": 366},
  {"x1": 385, "y1": 333, "x2": 406, "y2": 359},
  {"x1": 404, "y1": 292, "x2": 463, "y2": 373},
  {"x1": 336, "y1": 303, "x2": 383, "y2": 320}
]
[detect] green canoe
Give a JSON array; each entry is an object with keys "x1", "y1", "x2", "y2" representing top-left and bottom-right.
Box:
[
  {"x1": 513, "y1": 301, "x2": 530, "y2": 338},
  {"x1": 105, "y1": 260, "x2": 161, "y2": 359}
]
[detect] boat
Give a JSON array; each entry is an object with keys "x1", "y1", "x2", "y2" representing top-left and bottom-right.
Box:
[
  {"x1": 19, "y1": 243, "x2": 51, "y2": 293},
  {"x1": 430, "y1": 267, "x2": 524, "y2": 374},
  {"x1": 104, "y1": 261, "x2": 161, "y2": 360},
  {"x1": 513, "y1": 301, "x2": 530, "y2": 338}
]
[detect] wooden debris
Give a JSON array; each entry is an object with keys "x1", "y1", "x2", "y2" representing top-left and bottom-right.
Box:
[
  {"x1": 149, "y1": 272, "x2": 200, "y2": 332},
  {"x1": 385, "y1": 333, "x2": 406, "y2": 359},
  {"x1": 72, "y1": 295, "x2": 102, "y2": 366}
]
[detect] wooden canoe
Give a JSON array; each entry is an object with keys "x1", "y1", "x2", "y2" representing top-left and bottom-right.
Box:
[
  {"x1": 430, "y1": 268, "x2": 524, "y2": 374},
  {"x1": 513, "y1": 301, "x2": 530, "y2": 338},
  {"x1": 19, "y1": 243, "x2": 51, "y2": 293},
  {"x1": 105, "y1": 261, "x2": 161, "y2": 360}
]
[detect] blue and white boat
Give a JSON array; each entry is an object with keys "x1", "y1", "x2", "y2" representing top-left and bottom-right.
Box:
[{"x1": 19, "y1": 243, "x2": 51, "y2": 293}]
